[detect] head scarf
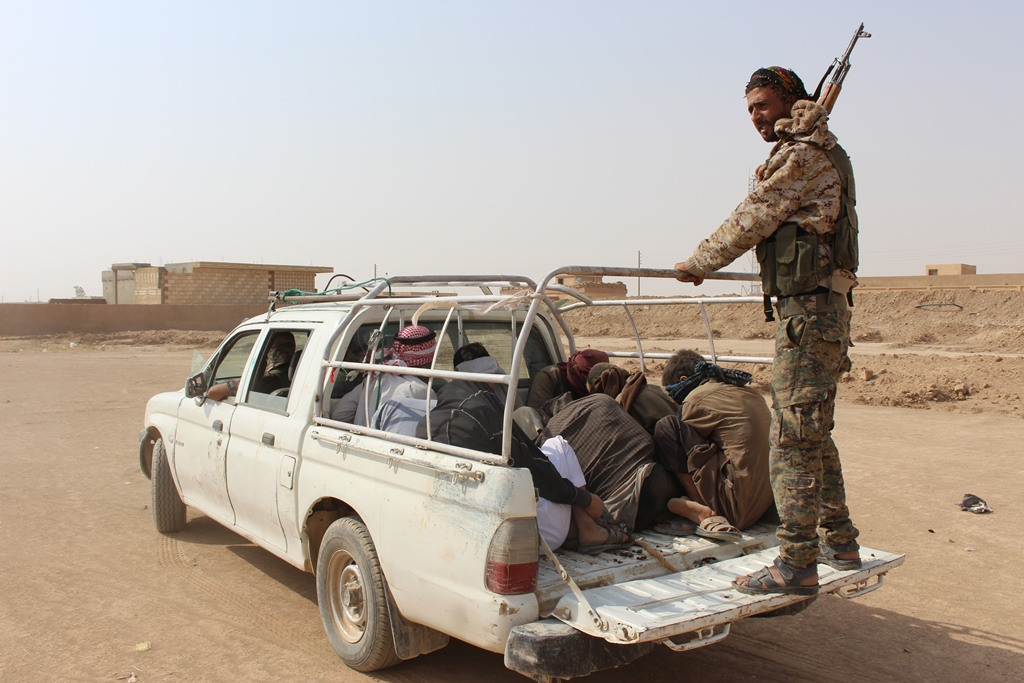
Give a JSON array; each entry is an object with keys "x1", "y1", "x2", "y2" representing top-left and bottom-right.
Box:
[
  {"x1": 266, "y1": 332, "x2": 296, "y2": 373},
  {"x1": 392, "y1": 325, "x2": 437, "y2": 368},
  {"x1": 563, "y1": 349, "x2": 610, "y2": 396},
  {"x1": 665, "y1": 359, "x2": 753, "y2": 404},
  {"x1": 587, "y1": 362, "x2": 630, "y2": 398},
  {"x1": 745, "y1": 66, "x2": 809, "y2": 103}
]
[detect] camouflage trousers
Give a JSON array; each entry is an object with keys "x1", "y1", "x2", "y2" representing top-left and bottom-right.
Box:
[{"x1": 770, "y1": 297, "x2": 859, "y2": 569}]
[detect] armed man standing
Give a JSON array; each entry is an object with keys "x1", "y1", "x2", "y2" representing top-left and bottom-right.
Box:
[{"x1": 674, "y1": 64, "x2": 862, "y2": 595}]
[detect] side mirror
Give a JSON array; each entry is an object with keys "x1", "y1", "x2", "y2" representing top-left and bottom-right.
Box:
[{"x1": 185, "y1": 372, "x2": 208, "y2": 398}]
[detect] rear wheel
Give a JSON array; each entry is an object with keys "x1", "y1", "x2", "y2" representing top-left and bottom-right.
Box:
[
  {"x1": 151, "y1": 437, "x2": 186, "y2": 533},
  {"x1": 316, "y1": 517, "x2": 400, "y2": 672}
]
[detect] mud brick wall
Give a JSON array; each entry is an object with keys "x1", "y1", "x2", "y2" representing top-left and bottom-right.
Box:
[
  {"x1": 271, "y1": 271, "x2": 317, "y2": 293},
  {"x1": 858, "y1": 273, "x2": 1024, "y2": 292},
  {"x1": 163, "y1": 267, "x2": 272, "y2": 305},
  {"x1": 0, "y1": 303, "x2": 269, "y2": 336}
]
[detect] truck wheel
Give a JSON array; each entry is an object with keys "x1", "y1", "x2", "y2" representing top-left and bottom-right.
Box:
[
  {"x1": 151, "y1": 437, "x2": 186, "y2": 533},
  {"x1": 316, "y1": 517, "x2": 400, "y2": 672}
]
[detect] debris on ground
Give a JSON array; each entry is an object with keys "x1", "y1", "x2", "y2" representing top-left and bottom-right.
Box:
[{"x1": 958, "y1": 493, "x2": 993, "y2": 514}]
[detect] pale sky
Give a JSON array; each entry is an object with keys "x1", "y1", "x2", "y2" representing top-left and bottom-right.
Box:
[{"x1": 2, "y1": 1, "x2": 1022, "y2": 301}]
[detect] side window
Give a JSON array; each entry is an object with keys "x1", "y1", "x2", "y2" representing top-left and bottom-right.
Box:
[
  {"x1": 330, "y1": 332, "x2": 372, "y2": 400},
  {"x1": 242, "y1": 329, "x2": 310, "y2": 411},
  {"x1": 456, "y1": 322, "x2": 554, "y2": 385},
  {"x1": 210, "y1": 331, "x2": 261, "y2": 388}
]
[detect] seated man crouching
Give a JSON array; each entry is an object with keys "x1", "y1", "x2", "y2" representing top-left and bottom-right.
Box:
[
  {"x1": 653, "y1": 350, "x2": 774, "y2": 540},
  {"x1": 419, "y1": 343, "x2": 632, "y2": 554}
]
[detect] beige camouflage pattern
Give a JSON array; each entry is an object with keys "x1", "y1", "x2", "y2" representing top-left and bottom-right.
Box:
[{"x1": 684, "y1": 101, "x2": 847, "y2": 279}]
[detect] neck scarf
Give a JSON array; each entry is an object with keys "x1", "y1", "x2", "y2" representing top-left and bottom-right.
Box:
[{"x1": 665, "y1": 360, "x2": 753, "y2": 403}]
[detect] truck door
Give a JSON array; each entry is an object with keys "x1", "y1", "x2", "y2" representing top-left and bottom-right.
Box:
[
  {"x1": 173, "y1": 329, "x2": 261, "y2": 525},
  {"x1": 225, "y1": 328, "x2": 310, "y2": 552}
]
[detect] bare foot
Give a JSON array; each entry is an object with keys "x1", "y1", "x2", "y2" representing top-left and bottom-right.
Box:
[
  {"x1": 667, "y1": 496, "x2": 714, "y2": 525},
  {"x1": 572, "y1": 507, "x2": 612, "y2": 547}
]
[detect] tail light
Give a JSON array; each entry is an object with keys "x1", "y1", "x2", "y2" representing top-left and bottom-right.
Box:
[{"x1": 485, "y1": 517, "x2": 539, "y2": 594}]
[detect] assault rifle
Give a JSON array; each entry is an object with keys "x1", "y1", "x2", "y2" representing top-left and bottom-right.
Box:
[{"x1": 813, "y1": 23, "x2": 871, "y2": 113}]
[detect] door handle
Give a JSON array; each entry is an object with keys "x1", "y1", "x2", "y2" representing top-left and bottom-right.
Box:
[
  {"x1": 262, "y1": 432, "x2": 276, "y2": 446},
  {"x1": 212, "y1": 420, "x2": 223, "y2": 432}
]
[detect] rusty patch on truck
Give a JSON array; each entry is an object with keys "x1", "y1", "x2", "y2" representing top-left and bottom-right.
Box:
[{"x1": 497, "y1": 601, "x2": 520, "y2": 617}]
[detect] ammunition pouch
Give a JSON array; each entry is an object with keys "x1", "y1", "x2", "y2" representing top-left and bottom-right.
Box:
[
  {"x1": 756, "y1": 222, "x2": 820, "y2": 298},
  {"x1": 756, "y1": 141, "x2": 860, "y2": 322}
]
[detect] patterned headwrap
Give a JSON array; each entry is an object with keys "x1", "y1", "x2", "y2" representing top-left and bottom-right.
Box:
[
  {"x1": 665, "y1": 359, "x2": 753, "y2": 404},
  {"x1": 391, "y1": 325, "x2": 437, "y2": 368},
  {"x1": 266, "y1": 332, "x2": 296, "y2": 373},
  {"x1": 745, "y1": 66, "x2": 809, "y2": 103},
  {"x1": 564, "y1": 349, "x2": 610, "y2": 396}
]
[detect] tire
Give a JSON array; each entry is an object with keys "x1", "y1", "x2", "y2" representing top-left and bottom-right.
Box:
[
  {"x1": 151, "y1": 437, "x2": 186, "y2": 533},
  {"x1": 316, "y1": 517, "x2": 400, "y2": 672}
]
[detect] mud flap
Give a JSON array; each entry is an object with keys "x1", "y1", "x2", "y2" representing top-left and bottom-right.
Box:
[
  {"x1": 385, "y1": 587, "x2": 450, "y2": 660},
  {"x1": 504, "y1": 618, "x2": 656, "y2": 680}
]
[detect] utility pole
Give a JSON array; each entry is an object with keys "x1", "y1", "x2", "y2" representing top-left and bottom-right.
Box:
[{"x1": 637, "y1": 251, "x2": 641, "y2": 298}]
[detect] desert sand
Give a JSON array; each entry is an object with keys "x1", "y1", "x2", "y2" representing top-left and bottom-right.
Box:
[{"x1": 1, "y1": 288, "x2": 1022, "y2": 681}]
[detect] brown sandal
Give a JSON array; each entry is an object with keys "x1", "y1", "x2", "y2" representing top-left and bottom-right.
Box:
[
  {"x1": 819, "y1": 541, "x2": 862, "y2": 570},
  {"x1": 695, "y1": 515, "x2": 742, "y2": 541},
  {"x1": 733, "y1": 557, "x2": 819, "y2": 596},
  {"x1": 577, "y1": 519, "x2": 634, "y2": 555}
]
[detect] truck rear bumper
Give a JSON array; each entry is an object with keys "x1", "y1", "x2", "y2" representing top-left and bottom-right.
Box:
[{"x1": 504, "y1": 618, "x2": 656, "y2": 680}]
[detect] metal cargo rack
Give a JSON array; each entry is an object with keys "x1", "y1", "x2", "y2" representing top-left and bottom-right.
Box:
[{"x1": 276, "y1": 266, "x2": 766, "y2": 466}]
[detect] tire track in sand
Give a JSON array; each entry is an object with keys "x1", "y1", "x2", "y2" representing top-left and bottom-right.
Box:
[{"x1": 157, "y1": 531, "x2": 327, "y2": 659}]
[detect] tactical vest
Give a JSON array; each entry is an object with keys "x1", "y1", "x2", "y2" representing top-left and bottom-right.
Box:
[{"x1": 755, "y1": 142, "x2": 859, "y2": 298}]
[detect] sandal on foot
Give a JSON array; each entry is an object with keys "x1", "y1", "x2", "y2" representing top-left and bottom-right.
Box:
[
  {"x1": 577, "y1": 520, "x2": 634, "y2": 555},
  {"x1": 695, "y1": 515, "x2": 742, "y2": 542},
  {"x1": 733, "y1": 557, "x2": 819, "y2": 596},
  {"x1": 819, "y1": 541, "x2": 862, "y2": 571},
  {"x1": 652, "y1": 517, "x2": 698, "y2": 535}
]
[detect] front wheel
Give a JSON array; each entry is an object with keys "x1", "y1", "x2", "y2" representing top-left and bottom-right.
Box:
[
  {"x1": 316, "y1": 517, "x2": 400, "y2": 672},
  {"x1": 151, "y1": 437, "x2": 186, "y2": 533}
]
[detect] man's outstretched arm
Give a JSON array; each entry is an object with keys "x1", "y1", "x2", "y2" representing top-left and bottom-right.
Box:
[{"x1": 676, "y1": 143, "x2": 825, "y2": 280}]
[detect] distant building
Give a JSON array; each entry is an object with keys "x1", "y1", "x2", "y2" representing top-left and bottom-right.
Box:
[
  {"x1": 551, "y1": 274, "x2": 628, "y2": 300},
  {"x1": 926, "y1": 263, "x2": 976, "y2": 276},
  {"x1": 102, "y1": 261, "x2": 333, "y2": 305},
  {"x1": 500, "y1": 274, "x2": 627, "y2": 301}
]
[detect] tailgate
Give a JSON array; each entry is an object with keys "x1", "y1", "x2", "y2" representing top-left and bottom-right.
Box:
[{"x1": 550, "y1": 545, "x2": 904, "y2": 646}]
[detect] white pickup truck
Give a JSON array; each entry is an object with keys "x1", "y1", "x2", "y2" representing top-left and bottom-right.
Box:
[{"x1": 138, "y1": 267, "x2": 903, "y2": 681}]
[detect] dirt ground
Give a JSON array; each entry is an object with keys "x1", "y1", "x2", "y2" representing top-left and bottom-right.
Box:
[{"x1": 2, "y1": 289, "x2": 1023, "y2": 681}]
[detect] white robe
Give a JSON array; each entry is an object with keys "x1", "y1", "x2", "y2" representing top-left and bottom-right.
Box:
[
  {"x1": 331, "y1": 367, "x2": 437, "y2": 426},
  {"x1": 535, "y1": 436, "x2": 586, "y2": 550}
]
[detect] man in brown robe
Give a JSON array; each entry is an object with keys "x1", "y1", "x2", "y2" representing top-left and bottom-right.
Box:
[{"x1": 654, "y1": 350, "x2": 774, "y2": 535}]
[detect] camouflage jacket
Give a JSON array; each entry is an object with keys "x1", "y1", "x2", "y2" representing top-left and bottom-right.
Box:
[{"x1": 685, "y1": 101, "x2": 845, "y2": 278}]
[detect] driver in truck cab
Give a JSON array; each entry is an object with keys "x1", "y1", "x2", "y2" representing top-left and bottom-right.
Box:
[{"x1": 206, "y1": 331, "x2": 296, "y2": 401}]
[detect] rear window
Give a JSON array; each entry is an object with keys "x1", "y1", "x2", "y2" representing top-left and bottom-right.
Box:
[{"x1": 341, "y1": 319, "x2": 553, "y2": 386}]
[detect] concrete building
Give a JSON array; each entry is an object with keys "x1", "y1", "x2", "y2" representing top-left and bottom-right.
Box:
[
  {"x1": 102, "y1": 261, "x2": 333, "y2": 305},
  {"x1": 858, "y1": 266, "x2": 1023, "y2": 292},
  {"x1": 551, "y1": 274, "x2": 628, "y2": 299},
  {"x1": 926, "y1": 263, "x2": 976, "y2": 276},
  {"x1": 500, "y1": 274, "x2": 628, "y2": 301}
]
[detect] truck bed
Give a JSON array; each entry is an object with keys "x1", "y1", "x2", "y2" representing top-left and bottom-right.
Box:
[
  {"x1": 538, "y1": 521, "x2": 781, "y2": 615},
  {"x1": 539, "y1": 523, "x2": 904, "y2": 645}
]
